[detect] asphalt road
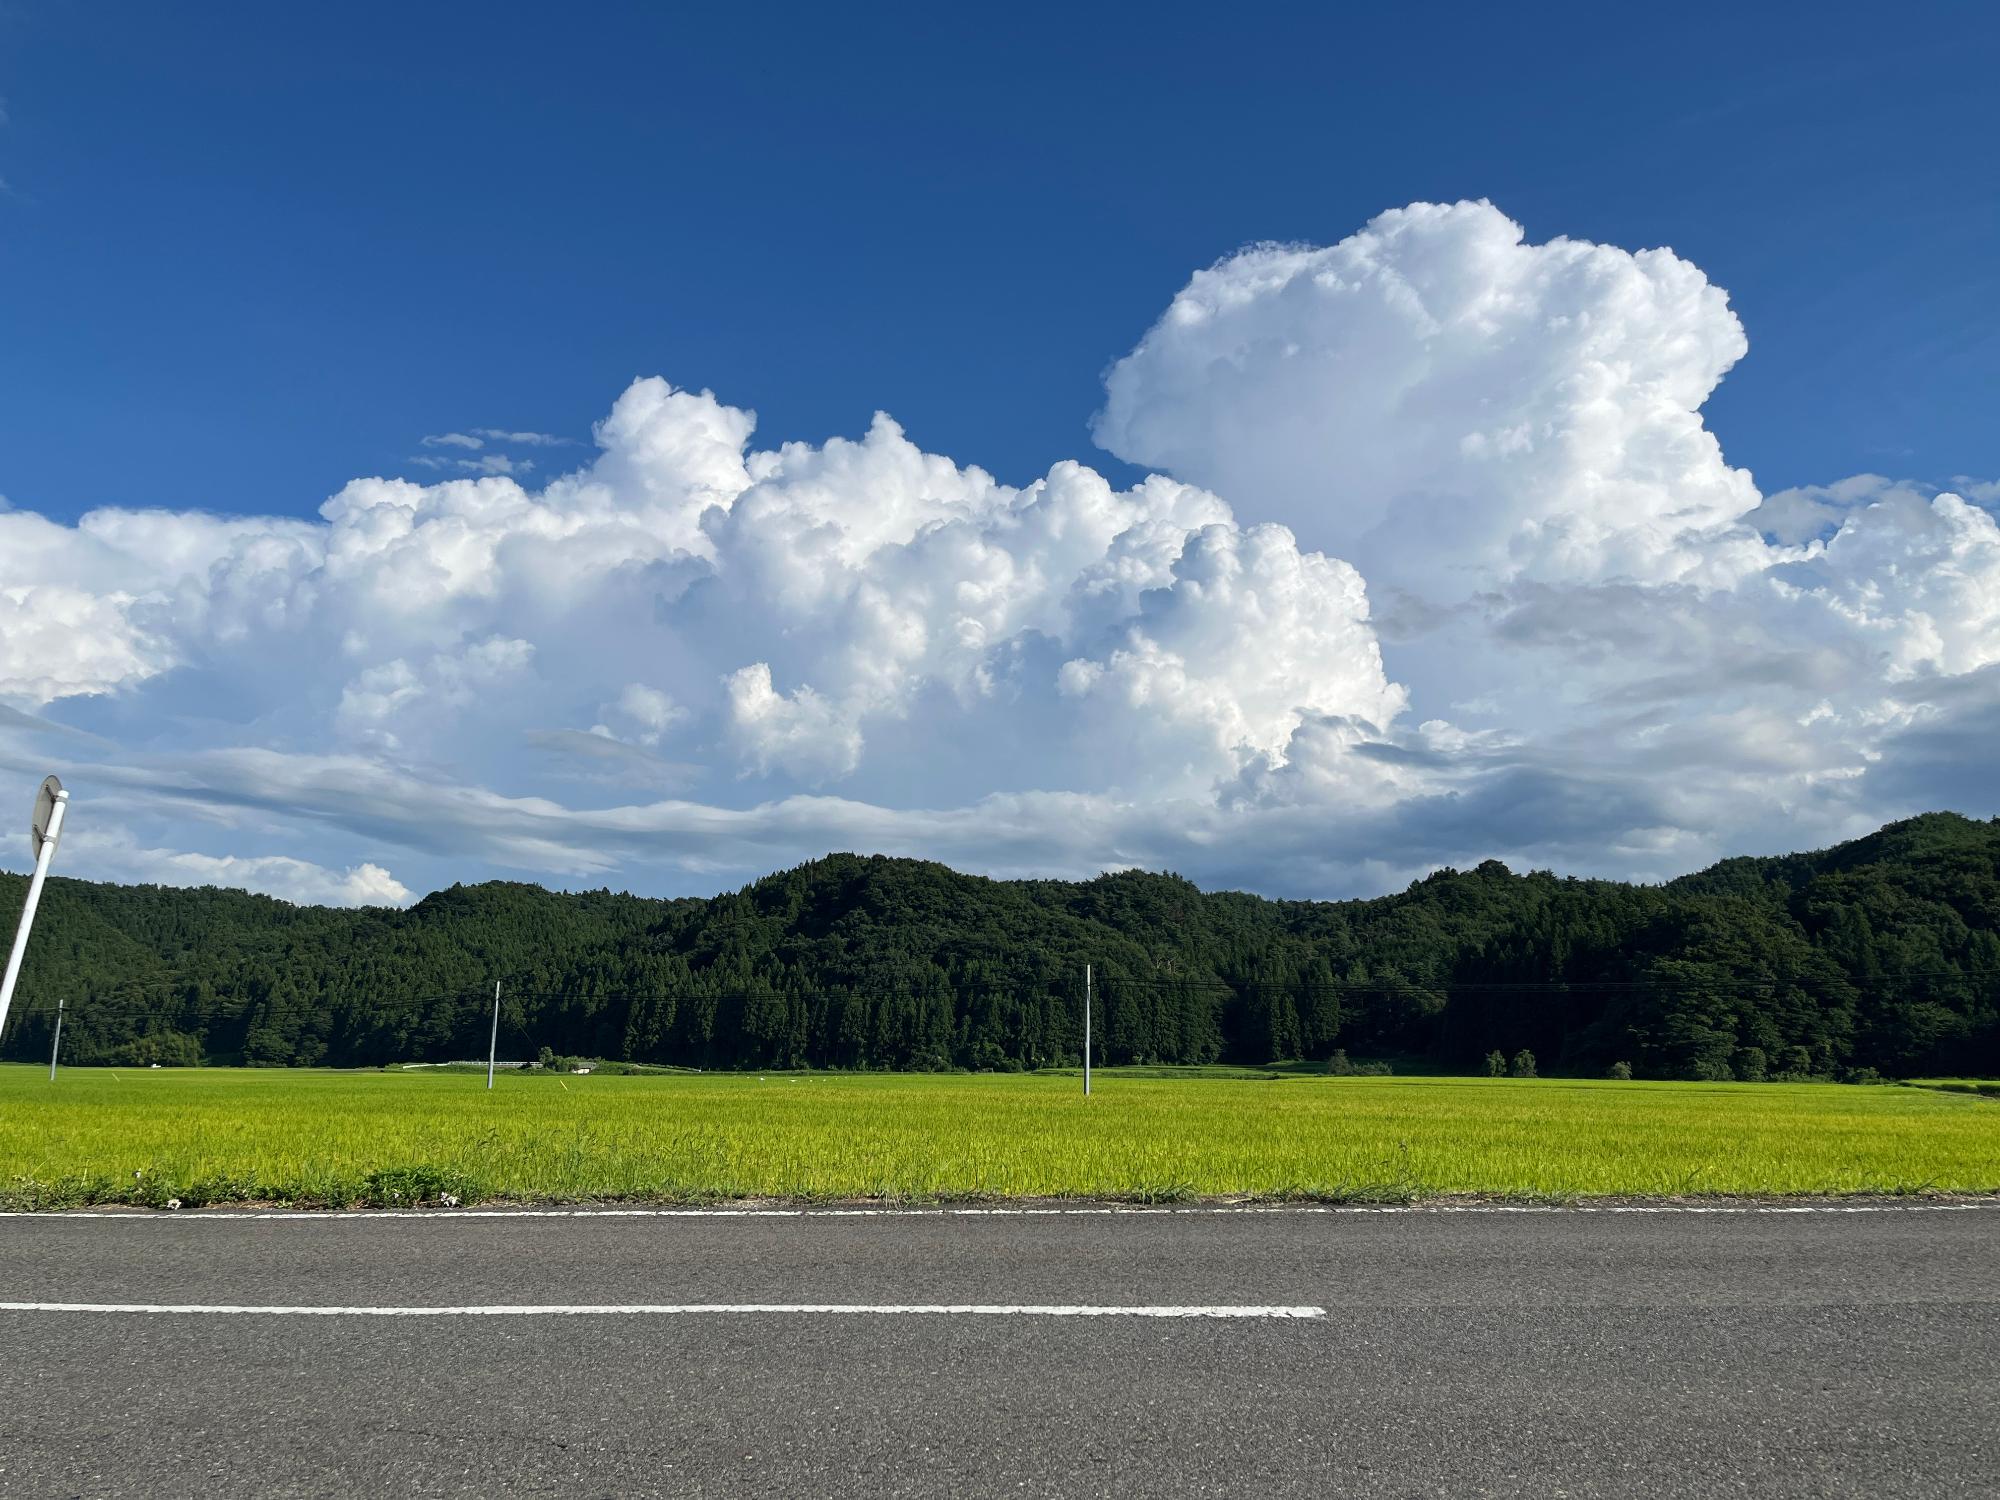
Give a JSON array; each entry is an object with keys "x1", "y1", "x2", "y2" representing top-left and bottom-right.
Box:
[{"x1": 0, "y1": 1204, "x2": 1993, "y2": 1498}]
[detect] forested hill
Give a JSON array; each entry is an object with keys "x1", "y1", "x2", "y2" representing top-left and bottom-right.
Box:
[{"x1": 3, "y1": 812, "x2": 1997, "y2": 1079}]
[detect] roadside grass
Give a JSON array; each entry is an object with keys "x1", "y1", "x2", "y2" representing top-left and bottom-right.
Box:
[{"x1": 1, "y1": 1066, "x2": 1995, "y2": 1210}]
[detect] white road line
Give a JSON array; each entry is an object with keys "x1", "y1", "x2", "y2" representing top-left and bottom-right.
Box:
[
  {"x1": 0, "y1": 1301, "x2": 1326, "y2": 1320},
  {"x1": 0, "y1": 1202, "x2": 1993, "y2": 1221}
]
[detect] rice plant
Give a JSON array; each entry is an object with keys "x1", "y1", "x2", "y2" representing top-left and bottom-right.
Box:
[{"x1": 1, "y1": 1066, "x2": 1993, "y2": 1209}]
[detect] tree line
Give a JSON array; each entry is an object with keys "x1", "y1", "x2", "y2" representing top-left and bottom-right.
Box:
[{"x1": 2, "y1": 812, "x2": 1996, "y2": 1079}]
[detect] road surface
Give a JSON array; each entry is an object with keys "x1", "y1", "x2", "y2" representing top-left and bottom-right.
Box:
[{"x1": 0, "y1": 1203, "x2": 1993, "y2": 1496}]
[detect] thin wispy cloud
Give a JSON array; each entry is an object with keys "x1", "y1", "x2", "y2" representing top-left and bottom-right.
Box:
[
  {"x1": 456, "y1": 454, "x2": 533, "y2": 476},
  {"x1": 472, "y1": 429, "x2": 575, "y2": 447},
  {"x1": 406, "y1": 453, "x2": 536, "y2": 476}
]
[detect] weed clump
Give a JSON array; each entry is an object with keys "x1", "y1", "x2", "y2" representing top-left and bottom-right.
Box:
[{"x1": 360, "y1": 1165, "x2": 483, "y2": 1208}]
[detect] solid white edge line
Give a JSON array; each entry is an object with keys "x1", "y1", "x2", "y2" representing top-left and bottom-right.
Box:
[
  {"x1": 0, "y1": 1202, "x2": 1993, "y2": 1220},
  {"x1": 0, "y1": 1301, "x2": 1327, "y2": 1319}
]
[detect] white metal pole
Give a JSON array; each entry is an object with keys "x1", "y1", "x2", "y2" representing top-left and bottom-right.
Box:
[
  {"x1": 1084, "y1": 963, "x2": 1091, "y2": 1098},
  {"x1": 0, "y1": 791, "x2": 66, "y2": 1043},
  {"x1": 487, "y1": 980, "x2": 501, "y2": 1090},
  {"x1": 48, "y1": 998, "x2": 64, "y2": 1081}
]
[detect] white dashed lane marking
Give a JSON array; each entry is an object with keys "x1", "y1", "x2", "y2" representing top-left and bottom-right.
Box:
[{"x1": 0, "y1": 1301, "x2": 1328, "y2": 1319}]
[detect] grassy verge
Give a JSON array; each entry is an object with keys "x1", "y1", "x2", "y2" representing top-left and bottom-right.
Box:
[{"x1": 2, "y1": 1065, "x2": 1995, "y2": 1210}]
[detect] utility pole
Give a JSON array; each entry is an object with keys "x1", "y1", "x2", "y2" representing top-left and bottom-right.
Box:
[
  {"x1": 48, "y1": 998, "x2": 64, "y2": 1081},
  {"x1": 1, "y1": 777, "x2": 69, "y2": 1044},
  {"x1": 487, "y1": 981, "x2": 501, "y2": 1090},
  {"x1": 1084, "y1": 963, "x2": 1092, "y2": 1098}
]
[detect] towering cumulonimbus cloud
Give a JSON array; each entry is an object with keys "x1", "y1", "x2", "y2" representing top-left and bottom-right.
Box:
[
  {"x1": 1092, "y1": 200, "x2": 2000, "y2": 858},
  {"x1": 1094, "y1": 199, "x2": 1772, "y2": 596},
  {"x1": 0, "y1": 200, "x2": 1995, "y2": 905}
]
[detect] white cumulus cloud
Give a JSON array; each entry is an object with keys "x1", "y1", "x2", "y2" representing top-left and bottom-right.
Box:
[
  {"x1": 1095, "y1": 200, "x2": 1770, "y2": 597},
  {"x1": 54, "y1": 826, "x2": 412, "y2": 908},
  {"x1": 0, "y1": 199, "x2": 1994, "y2": 904}
]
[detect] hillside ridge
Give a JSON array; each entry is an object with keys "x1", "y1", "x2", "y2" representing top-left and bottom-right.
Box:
[{"x1": 3, "y1": 812, "x2": 1997, "y2": 1078}]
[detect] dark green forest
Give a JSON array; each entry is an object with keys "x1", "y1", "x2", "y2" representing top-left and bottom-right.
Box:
[{"x1": 3, "y1": 812, "x2": 1997, "y2": 1079}]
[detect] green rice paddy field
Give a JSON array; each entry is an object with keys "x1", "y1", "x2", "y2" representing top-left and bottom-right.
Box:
[{"x1": 0, "y1": 1066, "x2": 1995, "y2": 1210}]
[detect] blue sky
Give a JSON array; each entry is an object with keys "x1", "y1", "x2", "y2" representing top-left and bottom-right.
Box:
[
  {"x1": 1, "y1": 1, "x2": 1996, "y2": 905},
  {"x1": 4, "y1": 1, "x2": 1993, "y2": 521}
]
